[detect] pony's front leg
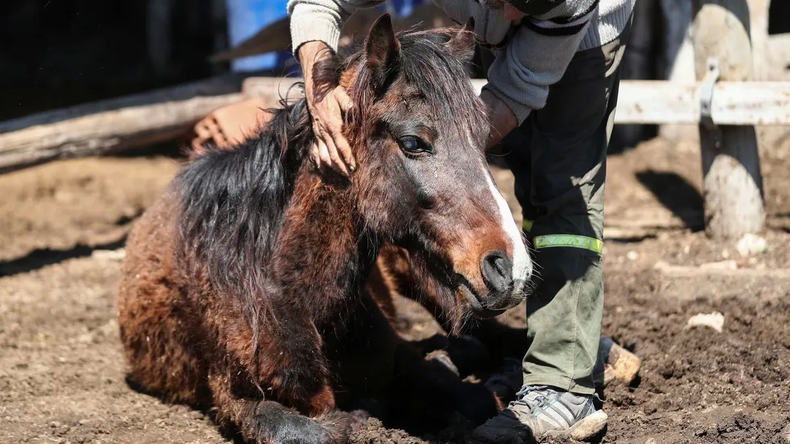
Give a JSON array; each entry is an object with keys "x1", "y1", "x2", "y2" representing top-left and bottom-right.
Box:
[
  {"x1": 208, "y1": 371, "x2": 360, "y2": 444},
  {"x1": 205, "y1": 309, "x2": 364, "y2": 443}
]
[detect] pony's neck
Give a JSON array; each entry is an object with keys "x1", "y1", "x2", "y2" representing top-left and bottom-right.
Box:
[{"x1": 270, "y1": 166, "x2": 378, "y2": 327}]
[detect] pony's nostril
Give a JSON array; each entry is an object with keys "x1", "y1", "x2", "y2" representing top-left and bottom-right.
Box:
[{"x1": 481, "y1": 250, "x2": 514, "y2": 293}]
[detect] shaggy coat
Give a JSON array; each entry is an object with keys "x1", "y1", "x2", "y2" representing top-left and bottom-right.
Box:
[{"x1": 118, "y1": 15, "x2": 531, "y2": 444}]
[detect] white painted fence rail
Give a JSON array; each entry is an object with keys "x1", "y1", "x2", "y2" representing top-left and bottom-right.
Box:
[
  {"x1": 469, "y1": 79, "x2": 790, "y2": 126},
  {"x1": 249, "y1": 77, "x2": 790, "y2": 126}
]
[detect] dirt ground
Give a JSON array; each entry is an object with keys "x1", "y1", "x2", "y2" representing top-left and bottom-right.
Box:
[{"x1": 2, "y1": 132, "x2": 790, "y2": 444}]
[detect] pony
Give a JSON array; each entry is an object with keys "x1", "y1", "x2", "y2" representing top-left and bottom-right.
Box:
[{"x1": 117, "y1": 15, "x2": 533, "y2": 444}]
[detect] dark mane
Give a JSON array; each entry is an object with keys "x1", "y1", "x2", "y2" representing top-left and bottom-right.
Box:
[
  {"x1": 174, "y1": 25, "x2": 485, "y2": 329},
  {"x1": 175, "y1": 97, "x2": 312, "y2": 324}
]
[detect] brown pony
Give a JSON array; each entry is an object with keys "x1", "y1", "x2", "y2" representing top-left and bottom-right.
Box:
[{"x1": 117, "y1": 15, "x2": 532, "y2": 444}]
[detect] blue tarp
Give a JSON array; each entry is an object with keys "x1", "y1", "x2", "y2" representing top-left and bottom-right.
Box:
[{"x1": 226, "y1": 0, "x2": 426, "y2": 73}]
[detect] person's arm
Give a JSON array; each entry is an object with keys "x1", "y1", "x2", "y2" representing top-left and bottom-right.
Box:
[
  {"x1": 287, "y1": 0, "x2": 385, "y2": 175},
  {"x1": 288, "y1": 0, "x2": 384, "y2": 54},
  {"x1": 483, "y1": 0, "x2": 598, "y2": 145},
  {"x1": 482, "y1": 89, "x2": 518, "y2": 150}
]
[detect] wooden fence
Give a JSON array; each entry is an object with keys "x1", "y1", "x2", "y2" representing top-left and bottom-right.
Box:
[{"x1": 0, "y1": 0, "x2": 784, "y2": 239}]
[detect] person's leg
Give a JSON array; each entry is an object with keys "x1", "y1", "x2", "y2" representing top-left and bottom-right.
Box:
[
  {"x1": 474, "y1": 20, "x2": 631, "y2": 442},
  {"x1": 517, "y1": 37, "x2": 625, "y2": 396}
]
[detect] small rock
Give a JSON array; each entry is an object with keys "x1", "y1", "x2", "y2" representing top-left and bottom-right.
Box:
[
  {"x1": 54, "y1": 190, "x2": 74, "y2": 203},
  {"x1": 645, "y1": 437, "x2": 657, "y2": 444},
  {"x1": 626, "y1": 251, "x2": 639, "y2": 261},
  {"x1": 736, "y1": 233, "x2": 768, "y2": 257},
  {"x1": 76, "y1": 332, "x2": 94, "y2": 344},
  {"x1": 686, "y1": 312, "x2": 725, "y2": 333}
]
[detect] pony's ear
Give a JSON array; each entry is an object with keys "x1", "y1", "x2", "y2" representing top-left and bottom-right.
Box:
[
  {"x1": 444, "y1": 18, "x2": 476, "y2": 63},
  {"x1": 365, "y1": 14, "x2": 401, "y2": 94}
]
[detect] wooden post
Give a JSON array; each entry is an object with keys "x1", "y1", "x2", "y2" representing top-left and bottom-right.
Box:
[
  {"x1": 691, "y1": 0, "x2": 765, "y2": 239},
  {"x1": 747, "y1": 0, "x2": 770, "y2": 81}
]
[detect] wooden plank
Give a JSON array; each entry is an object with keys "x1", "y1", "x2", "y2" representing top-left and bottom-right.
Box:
[
  {"x1": 692, "y1": 0, "x2": 765, "y2": 239},
  {"x1": 0, "y1": 77, "x2": 302, "y2": 175},
  {"x1": 246, "y1": 77, "x2": 790, "y2": 125},
  {"x1": 475, "y1": 79, "x2": 790, "y2": 125},
  {"x1": 2, "y1": 75, "x2": 790, "y2": 176},
  {"x1": 713, "y1": 82, "x2": 790, "y2": 125},
  {"x1": 0, "y1": 77, "x2": 301, "y2": 175},
  {"x1": 615, "y1": 81, "x2": 698, "y2": 124},
  {"x1": 614, "y1": 81, "x2": 790, "y2": 125},
  {"x1": 0, "y1": 74, "x2": 267, "y2": 174}
]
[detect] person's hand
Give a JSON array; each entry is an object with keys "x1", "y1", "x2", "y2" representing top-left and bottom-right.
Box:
[
  {"x1": 299, "y1": 41, "x2": 356, "y2": 176},
  {"x1": 481, "y1": 89, "x2": 518, "y2": 150}
]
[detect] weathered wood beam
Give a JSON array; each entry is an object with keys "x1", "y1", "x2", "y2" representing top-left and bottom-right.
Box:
[
  {"x1": 0, "y1": 75, "x2": 286, "y2": 174},
  {"x1": 613, "y1": 80, "x2": 790, "y2": 125},
  {"x1": 246, "y1": 77, "x2": 790, "y2": 125}
]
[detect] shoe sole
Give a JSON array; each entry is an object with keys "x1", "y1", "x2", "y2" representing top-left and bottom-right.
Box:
[{"x1": 544, "y1": 410, "x2": 608, "y2": 441}]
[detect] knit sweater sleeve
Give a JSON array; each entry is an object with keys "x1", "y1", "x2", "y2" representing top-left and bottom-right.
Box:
[
  {"x1": 484, "y1": 0, "x2": 598, "y2": 124},
  {"x1": 287, "y1": 0, "x2": 385, "y2": 54}
]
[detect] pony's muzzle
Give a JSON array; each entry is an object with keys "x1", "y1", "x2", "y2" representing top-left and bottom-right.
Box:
[
  {"x1": 463, "y1": 248, "x2": 530, "y2": 318},
  {"x1": 481, "y1": 249, "x2": 513, "y2": 294}
]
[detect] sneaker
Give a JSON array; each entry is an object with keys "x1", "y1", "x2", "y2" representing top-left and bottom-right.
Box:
[{"x1": 471, "y1": 385, "x2": 608, "y2": 443}]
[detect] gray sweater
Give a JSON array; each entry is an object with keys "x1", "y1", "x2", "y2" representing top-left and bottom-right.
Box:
[{"x1": 287, "y1": 0, "x2": 634, "y2": 124}]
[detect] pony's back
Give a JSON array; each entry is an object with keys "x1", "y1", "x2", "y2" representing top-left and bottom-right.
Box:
[{"x1": 117, "y1": 98, "x2": 312, "y2": 406}]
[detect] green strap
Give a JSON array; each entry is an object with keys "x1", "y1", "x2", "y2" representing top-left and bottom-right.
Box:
[
  {"x1": 522, "y1": 219, "x2": 534, "y2": 232},
  {"x1": 533, "y1": 234, "x2": 604, "y2": 254}
]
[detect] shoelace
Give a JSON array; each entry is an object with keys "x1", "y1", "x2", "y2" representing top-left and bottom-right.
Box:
[{"x1": 510, "y1": 385, "x2": 554, "y2": 414}]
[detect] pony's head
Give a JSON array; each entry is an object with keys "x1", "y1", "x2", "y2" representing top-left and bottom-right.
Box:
[{"x1": 320, "y1": 15, "x2": 533, "y2": 321}]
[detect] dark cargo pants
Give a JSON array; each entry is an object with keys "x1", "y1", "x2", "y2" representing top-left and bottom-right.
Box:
[{"x1": 498, "y1": 24, "x2": 632, "y2": 395}]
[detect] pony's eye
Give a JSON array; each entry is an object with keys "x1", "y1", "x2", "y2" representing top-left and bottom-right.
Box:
[{"x1": 398, "y1": 136, "x2": 433, "y2": 155}]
